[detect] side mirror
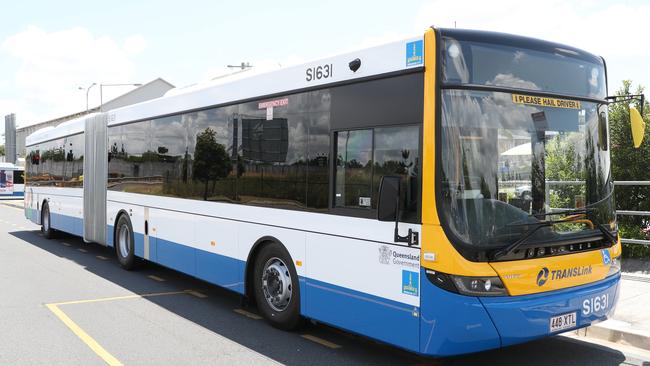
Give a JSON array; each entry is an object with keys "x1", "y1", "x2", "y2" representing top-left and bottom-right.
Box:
[
  {"x1": 377, "y1": 175, "x2": 419, "y2": 246},
  {"x1": 630, "y1": 106, "x2": 646, "y2": 148},
  {"x1": 377, "y1": 176, "x2": 401, "y2": 221}
]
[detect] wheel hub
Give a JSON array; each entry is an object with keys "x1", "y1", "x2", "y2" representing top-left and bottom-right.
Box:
[
  {"x1": 118, "y1": 224, "x2": 131, "y2": 258},
  {"x1": 262, "y1": 257, "x2": 292, "y2": 312}
]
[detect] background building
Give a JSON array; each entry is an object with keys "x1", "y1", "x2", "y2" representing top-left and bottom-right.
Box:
[{"x1": 14, "y1": 78, "x2": 174, "y2": 158}]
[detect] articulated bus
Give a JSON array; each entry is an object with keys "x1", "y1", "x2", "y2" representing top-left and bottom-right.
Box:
[{"x1": 24, "y1": 27, "x2": 646, "y2": 356}]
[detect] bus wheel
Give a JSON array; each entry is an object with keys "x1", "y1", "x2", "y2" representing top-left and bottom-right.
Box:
[
  {"x1": 115, "y1": 214, "x2": 136, "y2": 270},
  {"x1": 41, "y1": 202, "x2": 54, "y2": 239},
  {"x1": 253, "y1": 242, "x2": 303, "y2": 330}
]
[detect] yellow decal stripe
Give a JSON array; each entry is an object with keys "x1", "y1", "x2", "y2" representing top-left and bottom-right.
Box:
[
  {"x1": 421, "y1": 28, "x2": 438, "y2": 226},
  {"x1": 420, "y1": 28, "x2": 496, "y2": 276}
]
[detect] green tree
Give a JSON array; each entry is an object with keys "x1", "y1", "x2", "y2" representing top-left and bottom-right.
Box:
[
  {"x1": 0, "y1": 145, "x2": 4, "y2": 156},
  {"x1": 192, "y1": 128, "x2": 232, "y2": 200},
  {"x1": 609, "y1": 80, "x2": 650, "y2": 257}
]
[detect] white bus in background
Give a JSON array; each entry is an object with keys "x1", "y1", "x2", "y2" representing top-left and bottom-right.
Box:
[{"x1": 0, "y1": 162, "x2": 24, "y2": 198}]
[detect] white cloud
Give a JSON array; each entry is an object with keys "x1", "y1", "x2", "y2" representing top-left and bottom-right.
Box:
[
  {"x1": 2, "y1": 26, "x2": 146, "y2": 126},
  {"x1": 415, "y1": 0, "x2": 650, "y2": 92},
  {"x1": 123, "y1": 35, "x2": 147, "y2": 55}
]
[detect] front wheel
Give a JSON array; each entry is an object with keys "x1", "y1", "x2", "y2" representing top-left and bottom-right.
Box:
[
  {"x1": 253, "y1": 242, "x2": 302, "y2": 330},
  {"x1": 41, "y1": 202, "x2": 55, "y2": 239},
  {"x1": 115, "y1": 214, "x2": 136, "y2": 270}
]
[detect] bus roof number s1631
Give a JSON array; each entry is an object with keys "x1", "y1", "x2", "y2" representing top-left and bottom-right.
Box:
[{"x1": 306, "y1": 64, "x2": 333, "y2": 82}]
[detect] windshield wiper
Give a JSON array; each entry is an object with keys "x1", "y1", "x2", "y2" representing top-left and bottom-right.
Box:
[
  {"x1": 491, "y1": 215, "x2": 617, "y2": 260},
  {"x1": 597, "y1": 223, "x2": 618, "y2": 244},
  {"x1": 491, "y1": 217, "x2": 580, "y2": 260}
]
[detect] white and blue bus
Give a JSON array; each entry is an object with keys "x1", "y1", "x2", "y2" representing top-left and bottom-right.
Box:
[
  {"x1": 25, "y1": 27, "x2": 643, "y2": 356},
  {"x1": 0, "y1": 162, "x2": 24, "y2": 198}
]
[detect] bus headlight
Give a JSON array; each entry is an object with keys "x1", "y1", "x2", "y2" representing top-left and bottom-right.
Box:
[
  {"x1": 607, "y1": 256, "x2": 621, "y2": 277},
  {"x1": 425, "y1": 270, "x2": 509, "y2": 296},
  {"x1": 450, "y1": 275, "x2": 508, "y2": 297}
]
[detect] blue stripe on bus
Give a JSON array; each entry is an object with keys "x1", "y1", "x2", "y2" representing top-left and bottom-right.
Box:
[
  {"x1": 304, "y1": 277, "x2": 420, "y2": 352},
  {"x1": 108, "y1": 224, "x2": 246, "y2": 293},
  {"x1": 50, "y1": 212, "x2": 83, "y2": 237}
]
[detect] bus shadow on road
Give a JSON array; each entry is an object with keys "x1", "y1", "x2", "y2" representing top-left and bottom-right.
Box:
[{"x1": 10, "y1": 229, "x2": 635, "y2": 366}]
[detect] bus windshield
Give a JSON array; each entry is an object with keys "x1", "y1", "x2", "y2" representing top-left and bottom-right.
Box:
[{"x1": 439, "y1": 89, "x2": 615, "y2": 256}]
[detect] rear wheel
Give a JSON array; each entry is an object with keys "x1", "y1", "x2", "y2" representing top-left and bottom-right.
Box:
[
  {"x1": 253, "y1": 242, "x2": 302, "y2": 330},
  {"x1": 41, "y1": 202, "x2": 54, "y2": 239},
  {"x1": 115, "y1": 214, "x2": 136, "y2": 270}
]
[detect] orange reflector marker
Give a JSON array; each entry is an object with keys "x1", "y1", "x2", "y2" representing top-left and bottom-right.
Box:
[{"x1": 296, "y1": 260, "x2": 303, "y2": 267}]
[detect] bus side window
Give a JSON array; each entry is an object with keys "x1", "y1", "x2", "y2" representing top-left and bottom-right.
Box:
[
  {"x1": 333, "y1": 126, "x2": 420, "y2": 221},
  {"x1": 334, "y1": 129, "x2": 373, "y2": 209}
]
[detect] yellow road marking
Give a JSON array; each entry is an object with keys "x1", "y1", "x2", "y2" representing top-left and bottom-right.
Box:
[
  {"x1": 46, "y1": 290, "x2": 192, "y2": 365},
  {"x1": 50, "y1": 290, "x2": 187, "y2": 306},
  {"x1": 1, "y1": 204, "x2": 23, "y2": 211},
  {"x1": 46, "y1": 304, "x2": 124, "y2": 366},
  {"x1": 301, "y1": 334, "x2": 342, "y2": 349},
  {"x1": 96, "y1": 255, "x2": 108, "y2": 260},
  {"x1": 78, "y1": 248, "x2": 88, "y2": 253},
  {"x1": 186, "y1": 290, "x2": 207, "y2": 298},
  {"x1": 233, "y1": 308, "x2": 262, "y2": 320},
  {"x1": 147, "y1": 275, "x2": 165, "y2": 282}
]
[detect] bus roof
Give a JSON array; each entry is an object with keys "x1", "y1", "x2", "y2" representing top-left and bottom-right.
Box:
[
  {"x1": 0, "y1": 162, "x2": 23, "y2": 171},
  {"x1": 25, "y1": 113, "x2": 97, "y2": 146}
]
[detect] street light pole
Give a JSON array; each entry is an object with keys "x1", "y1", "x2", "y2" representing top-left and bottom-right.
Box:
[
  {"x1": 99, "y1": 83, "x2": 143, "y2": 112},
  {"x1": 79, "y1": 83, "x2": 97, "y2": 112}
]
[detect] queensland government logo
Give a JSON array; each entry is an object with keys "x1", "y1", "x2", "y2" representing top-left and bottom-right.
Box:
[
  {"x1": 379, "y1": 245, "x2": 392, "y2": 264},
  {"x1": 537, "y1": 267, "x2": 550, "y2": 286}
]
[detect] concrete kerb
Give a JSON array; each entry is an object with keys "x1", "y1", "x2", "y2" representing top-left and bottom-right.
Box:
[{"x1": 575, "y1": 320, "x2": 650, "y2": 351}]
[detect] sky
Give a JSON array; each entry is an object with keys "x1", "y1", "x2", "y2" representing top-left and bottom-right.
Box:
[{"x1": 1, "y1": 0, "x2": 649, "y2": 135}]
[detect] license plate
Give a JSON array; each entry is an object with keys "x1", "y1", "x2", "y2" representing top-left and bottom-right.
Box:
[{"x1": 550, "y1": 312, "x2": 576, "y2": 332}]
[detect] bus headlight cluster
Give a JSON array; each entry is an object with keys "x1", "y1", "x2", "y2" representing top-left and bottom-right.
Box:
[
  {"x1": 450, "y1": 275, "x2": 508, "y2": 297},
  {"x1": 607, "y1": 256, "x2": 621, "y2": 277}
]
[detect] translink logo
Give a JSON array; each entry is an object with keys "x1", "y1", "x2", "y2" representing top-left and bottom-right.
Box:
[
  {"x1": 537, "y1": 267, "x2": 549, "y2": 286},
  {"x1": 536, "y1": 265, "x2": 593, "y2": 286}
]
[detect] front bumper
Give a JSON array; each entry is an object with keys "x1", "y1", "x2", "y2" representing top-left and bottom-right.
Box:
[
  {"x1": 480, "y1": 272, "x2": 620, "y2": 347},
  {"x1": 419, "y1": 268, "x2": 620, "y2": 356}
]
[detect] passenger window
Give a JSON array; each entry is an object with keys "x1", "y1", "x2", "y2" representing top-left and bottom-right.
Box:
[
  {"x1": 335, "y1": 129, "x2": 373, "y2": 208},
  {"x1": 334, "y1": 126, "x2": 420, "y2": 221}
]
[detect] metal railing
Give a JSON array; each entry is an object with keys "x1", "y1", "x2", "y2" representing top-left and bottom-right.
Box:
[
  {"x1": 500, "y1": 179, "x2": 650, "y2": 246},
  {"x1": 614, "y1": 181, "x2": 650, "y2": 246}
]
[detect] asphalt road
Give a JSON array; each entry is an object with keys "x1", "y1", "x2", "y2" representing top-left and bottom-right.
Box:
[{"x1": 0, "y1": 200, "x2": 649, "y2": 366}]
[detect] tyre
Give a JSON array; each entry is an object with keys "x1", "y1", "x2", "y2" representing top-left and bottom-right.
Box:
[
  {"x1": 115, "y1": 214, "x2": 136, "y2": 270},
  {"x1": 41, "y1": 202, "x2": 55, "y2": 239},
  {"x1": 253, "y1": 242, "x2": 302, "y2": 330}
]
